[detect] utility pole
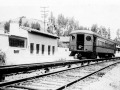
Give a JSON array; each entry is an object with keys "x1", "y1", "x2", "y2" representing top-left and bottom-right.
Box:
[{"x1": 41, "y1": 7, "x2": 49, "y2": 32}]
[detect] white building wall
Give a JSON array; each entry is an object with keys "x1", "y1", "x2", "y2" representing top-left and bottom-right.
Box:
[
  {"x1": 10, "y1": 23, "x2": 19, "y2": 35},
  {"x1": 0, "y1": 34, "x2": 8, "y2": 47},
  {"x1": 0, "y1": 23, "x2": 29, "y2": 65},
  {"x1": 10, "y1": 23, "x2": 28, "y2": 38},
  {"x1": 0, "y1": 34, "x2": 9, "y2": 65},
  {"x1": 0, "y1": 34, "x2": 9, "y2": 51},
  {"x1": 28, "y1": 32, "x2": 58, "y2": 56},
  {"x1": 0, "y1": 22, "x2": 59, "y2": 65}
]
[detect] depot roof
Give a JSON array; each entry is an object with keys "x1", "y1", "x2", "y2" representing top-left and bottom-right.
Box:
[{"x1": 21, "y1": 26, "x2": 59, "y2": 39}]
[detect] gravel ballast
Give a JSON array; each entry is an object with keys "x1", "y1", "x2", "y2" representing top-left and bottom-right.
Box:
[{"x1": 83, "y1": 63, "x2": 120, "y2": 90}]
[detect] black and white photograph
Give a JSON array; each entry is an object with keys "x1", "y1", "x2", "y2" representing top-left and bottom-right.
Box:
[{"x1": 0, "y1": 0, "x2": 120, "y2": 90}]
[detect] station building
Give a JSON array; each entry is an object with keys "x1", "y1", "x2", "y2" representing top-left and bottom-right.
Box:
[{"x1": 0, "y1": 22, "x2": 58, "y2": 65}]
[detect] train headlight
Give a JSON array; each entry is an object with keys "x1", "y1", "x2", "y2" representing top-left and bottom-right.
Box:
[{"x1": 78, "y1": 45, "x2": 83, "y2": 49}]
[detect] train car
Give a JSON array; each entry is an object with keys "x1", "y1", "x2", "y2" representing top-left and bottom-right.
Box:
[{"x1": 69, "y1": 30, "x2": 116, "y2": 59}]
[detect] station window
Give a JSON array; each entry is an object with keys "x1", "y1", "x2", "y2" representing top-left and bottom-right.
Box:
[
  {"x1": 48, "y1": 45, "x2": 50, "y2": 55},
  {"x1": 52, "y1": 46, "x2": 55, "y2": 55},
  {"x1": 30, "y1": 43, "x2": 34, "y2": 54},
  {"x1": 9, "y1": 36, "x2": 25, "y2": 48},
  {"x1": 36, "y1": 44, "x2": 39, "y2": 54},
  {"x1": 42, "y1": 45, "x2": 44, "y2": 54}
]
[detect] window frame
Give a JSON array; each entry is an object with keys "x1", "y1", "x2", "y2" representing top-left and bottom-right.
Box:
[
  {"x1": 52, "y1": 46, "x2": 55, "y2": 55},
  {"x1": 36, "y1": 44, "x2": 40, "y2": 54},
  {"x1": 42, "y1": 44, "x2": 45, "y2": 55},
  {"x1": 48, "y1": 45, "x2": 51, "y2": 55},
  {"x1": 9, "y1": 36, "x2": 26, "y2": 48},
  {"x1": 30, "y1": 43, "x2": 34, "y2": 54}
]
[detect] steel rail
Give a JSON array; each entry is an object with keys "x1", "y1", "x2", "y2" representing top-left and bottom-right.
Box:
[
  {"x1": 0, "y1": 58, "x2": 119, "y2": 75},
  {"x1": 0, "y1": 60, "x2": 99, "y2": 87},
  {"x1": 56, "y1": 61, "x2": 120, "y2": 90},
  {"x1": 0, "y1": 58, "x2": 119, "y2": 89}
]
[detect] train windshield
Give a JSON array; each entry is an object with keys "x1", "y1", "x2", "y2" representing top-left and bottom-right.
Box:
[{"x1": 77, "y1": 34, "x2": 84, "y2": 50}]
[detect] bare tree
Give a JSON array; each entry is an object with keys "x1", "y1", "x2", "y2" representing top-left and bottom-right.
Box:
[
  {"x1": 116, "y1": 29, "x2": 120, "y2": 38},
  {"x1": 107, "y1": 28, "x2": 111, "y2": 39},
  {"x1": 48, "y1": 12, "x2": 56, "y2": 25},
  {"x1": 35, "y1": 22, "x2": 41, "y2": 30},
  {"x1": 23, "y1": 21, "x2": 29, "y2": 27},
  {"x1": 47, "y1": 12, "x2": 56, "y2": 34},
  {"x1": 91, "y1": 24, "x2": 98, "y2": 33},
  {"x1": 4, "y1": 21, "x2": 10, "y2": 33},
  {"x1": 31, "y1": 22, "x2": 40, "y2": 30},
  {"x1": 19, "y1": 16, "x2": 26, "y2": 26},
  {"x1": 55, "y1": 27, "x2": 63, "y2": 36},
  {"x1": 48, "y1": 13, "x2": 82, "y2": 36},
  {"x1": 57, "y1": 14, "x2": 68, "y2": 28}
]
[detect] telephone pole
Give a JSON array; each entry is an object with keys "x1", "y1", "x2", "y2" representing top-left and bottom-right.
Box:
[{"x1": 41, "y1": 7, "x2": 49, "y2": 32}]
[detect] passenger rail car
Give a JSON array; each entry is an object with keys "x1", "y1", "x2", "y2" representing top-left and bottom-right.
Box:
[{"x1": 69, "y1": 30, "x2": 116, "y2": 59}]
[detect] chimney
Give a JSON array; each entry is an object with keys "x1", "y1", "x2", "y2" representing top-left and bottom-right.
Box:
[{"x1": 9, "y1": 22, "x2": 20, "y2": 35}]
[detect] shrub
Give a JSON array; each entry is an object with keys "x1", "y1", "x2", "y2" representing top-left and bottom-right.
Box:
[{"x1": 0, "y1": 50, "x2": 6, "y2": 65}]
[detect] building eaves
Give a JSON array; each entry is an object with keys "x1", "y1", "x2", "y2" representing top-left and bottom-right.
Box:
[{"x1": 20, "y1": 26, "x2": 59, "y2": 39}]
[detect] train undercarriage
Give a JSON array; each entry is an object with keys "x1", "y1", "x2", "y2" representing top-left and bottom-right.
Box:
[{"x1": 70, "y1": 51, "x2": 115, "y2": 59}]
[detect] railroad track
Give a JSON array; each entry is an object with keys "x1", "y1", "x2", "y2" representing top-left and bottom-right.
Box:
[{"x1": 0, "y1": 59, "x2": 120, "y2": 90}]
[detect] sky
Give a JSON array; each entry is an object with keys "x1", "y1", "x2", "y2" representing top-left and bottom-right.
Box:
[{"x1": 0, "y1": 0, "x2": 120, "y2": 39}]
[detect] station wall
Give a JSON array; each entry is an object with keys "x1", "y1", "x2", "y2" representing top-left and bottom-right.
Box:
[{"x1": 28, "y1": 32, "x2": 58, "y2": 56}]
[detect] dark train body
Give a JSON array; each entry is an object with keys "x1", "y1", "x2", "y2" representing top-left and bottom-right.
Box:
[{"x1": 69, "y1": 30, "x2": 116, "y2": 59}]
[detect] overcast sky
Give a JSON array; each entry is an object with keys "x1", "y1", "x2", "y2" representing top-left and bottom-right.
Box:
[{"x1": 0, "y1": 0, "x2": 120, "y2": 39}]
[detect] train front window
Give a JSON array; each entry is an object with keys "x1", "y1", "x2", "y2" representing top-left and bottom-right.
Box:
[{"x1": 77, "y1": 34, "x2": 84, "y2": 50}]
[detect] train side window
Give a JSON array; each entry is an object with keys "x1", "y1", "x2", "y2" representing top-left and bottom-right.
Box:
[
  {"x1": 36, "y1": 44, "x2": 39, "y2": 54},
  {"x1": 71, "y1": 35, "x2": 75, "y2": 41},
  {"x1": 48, "y1": 45, "x2": 50, "y2": 55},
  {"x1": 42, "y1": 45, "x2": 44, "y2": 55},
  {"x1": 86, "y1": 36, "x2": 91, "y2": 41},
  {"x1": 30, "y1": 43, "x2": 34, "y2": 54}
]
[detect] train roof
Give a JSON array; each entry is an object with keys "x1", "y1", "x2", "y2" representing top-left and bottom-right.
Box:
[
  {"x1": 70, "y1": 30, "x2": 116, "y2": 43},
  {"x1": 70, "y1": 30, "x2": 94, "y2": 35}
]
